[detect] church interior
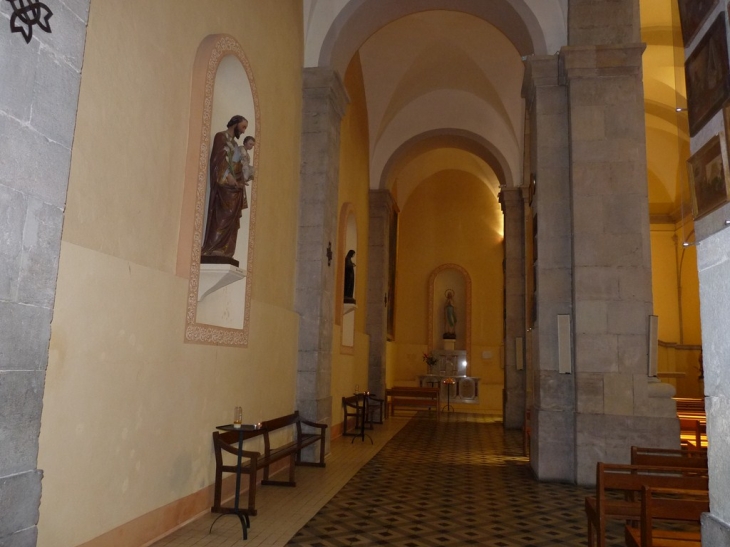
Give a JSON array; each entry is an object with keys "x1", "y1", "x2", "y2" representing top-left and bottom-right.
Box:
[{"x1": 2, "y1": 0, "x2": 730, "y2": 545}]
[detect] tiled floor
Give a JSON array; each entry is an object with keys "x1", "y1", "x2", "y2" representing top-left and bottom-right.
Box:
[{"x1": 151, "y1": 413, "x2": 627, "y2": 547}]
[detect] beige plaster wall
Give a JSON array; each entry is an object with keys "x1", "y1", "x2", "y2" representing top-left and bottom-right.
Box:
[
  {"x1": 331, "y1": 54, "x2": 372, "y2": 424},
  {"x1": 37, "y1": 2, "x2": 304, "y2": 546},
  {"x1": 391, "y1": 169, "x2": 505, "y2": 414}
]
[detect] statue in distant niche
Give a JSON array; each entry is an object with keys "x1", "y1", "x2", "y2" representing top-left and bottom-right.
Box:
[
  {"x1": 443, "y1": 289, "x2": 456, "y2": 339},
  {"x1": 201, "y1": 115, "x2": 251, "y2": 267},
  {"x1": 344, "y1": 250, "x2": 356, "y2": 304}
]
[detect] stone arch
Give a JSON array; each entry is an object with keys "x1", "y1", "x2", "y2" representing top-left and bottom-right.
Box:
[
  {"x1": 316, "y1": 0, "x2": 548, "y2": 75},
  {"x1": 379, "y1": 129, "x2": 512, "y2": 193}
]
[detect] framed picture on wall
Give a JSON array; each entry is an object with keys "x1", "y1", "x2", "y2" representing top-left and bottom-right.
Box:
[
  {"x1": 687, "y1": 135, "x2": 729, "y2": 219},
  {"x1": 677, "y1": 0, "x2": 718, "y2": 45},
  {"x1": 685, "y1": 14, "x2": 730, "y2": 136}
]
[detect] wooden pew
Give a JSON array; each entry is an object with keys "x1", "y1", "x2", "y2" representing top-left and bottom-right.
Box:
[
  {"x1": 624, "y1": 486, "x2": 708, "y2": 547},
  {"x1": 585, "y1": 463, "x2": 708, "y2": 547},
  {"x1": 679, "y1": 418, "x2": 707, "y2": 450},
  {"x1": 674, "y1": 398, "x2": 705, "y2": 415},
  {"x1": 385, "y1": 386, "x2": 440, "y2": 417},
  {"x1": 631, "y1": 446, "x2": 707, "y2": 469}
]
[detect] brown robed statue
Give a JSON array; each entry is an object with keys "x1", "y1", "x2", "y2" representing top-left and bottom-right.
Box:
[{"x1": 201, "y1": 115, "x2": 254, "y2": 267}]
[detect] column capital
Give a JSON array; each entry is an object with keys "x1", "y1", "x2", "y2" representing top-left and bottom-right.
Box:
[
  {"x1": 303, "y1": 67, "x2": 350, "y2": 121},
  {"x1": 369, "y1": 189, "x2": 398, "y2": 215},
  {"x1": 559, "y1": 43, "x2": 645, "y2": 83},
  {"x1": 521, "y1": 55, "x2": 561, "y2": 108},
  {"x1": 499, "y1": 186, "x2": 524, "y2": 213}
]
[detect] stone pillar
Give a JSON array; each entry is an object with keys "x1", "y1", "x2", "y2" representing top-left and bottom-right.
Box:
[
  {"x1": 500, "y1": 187, "x2": 526, "y2": 429},
  {"x1": 0, "y1": 1, "x2": 90, "y2": 544},
  {"x1": 522, "y1": 55, "x2": 575, "y2": 482},
  {"x1": 695, "y1": 209, "x2": 730, "y2": 543},
  {"x1": 563, "y1": 0, "x2": 676, "y2": 484},
  {"x1": 296, "y1": 68, "x2": 349, "y2": 445},
  {"x1": 366, "y1": 190, "x2": 396, "y2": 398}
]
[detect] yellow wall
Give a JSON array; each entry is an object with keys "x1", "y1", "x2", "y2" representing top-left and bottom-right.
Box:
[
  {"x1": 37, "y1": 2, "x2": 304, "y2": 546},
  {"x1": 650, "y1": 219, "x2": 702, "y2": 397},
  {"x1": 331, "y1": 54, "x2": 372, "y2": 426},
  {"x1": 391, "y1": 169, "x2": 504, "y2": 413},
  {"x1": 650, "y1": 221, "x2": 701, "y2": 345},
  {"x1": 650, "y1": 224, "x2": 681, "y2": 342}
]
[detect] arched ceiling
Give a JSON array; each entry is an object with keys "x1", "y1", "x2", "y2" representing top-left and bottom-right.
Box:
[
  {"x1": 640, "y1": 0, "x2": 689, "y2": 220},
  {"x1": 303, "y1": 0, "x2": 686, "y2": 220},
  {"x1": 304, "y1": 0, "x2": 568, "y2": 71},
  {"x1": 303, "y1": 0, "x2": 566, "y2": 193},
  {"x1": 309, "y1": 7, "x2": 531, "y2": 190},
  {"x1": 382, "y1": 131, "x2": 508, "y2": 200}
]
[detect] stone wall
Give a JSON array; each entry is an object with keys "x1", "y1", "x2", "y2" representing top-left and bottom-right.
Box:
[
  {"x1": 696, "y1": 227, "x2": 730, "y2": 543},
  {"x1": 0, "y1": 1, "x2": 89, "y2": 544}
]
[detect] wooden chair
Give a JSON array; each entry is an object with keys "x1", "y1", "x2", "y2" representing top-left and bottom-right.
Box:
[{"x1": 342, "y1": 393, "x2": 384, "y2": 436}]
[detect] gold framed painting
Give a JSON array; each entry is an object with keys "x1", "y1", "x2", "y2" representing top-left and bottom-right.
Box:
[
  {"x1": 685, "y1": 14, "x2": 730, "y2": 136},
  {"x1": 677, "y1": 0, "x2": 718, "y2": 45},
  {"x1": 687, "y1": 135, "x2": 729, "y2": 219}
]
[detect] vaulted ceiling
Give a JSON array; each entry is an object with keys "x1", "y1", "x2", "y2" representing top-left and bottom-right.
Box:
[{"x1": 304, "y1": 0, "x2": 686, "y2": 218}]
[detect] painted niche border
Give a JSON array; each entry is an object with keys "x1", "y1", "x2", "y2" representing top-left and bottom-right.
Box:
[
  {"x1": 183, "y1": 34, "x2": 261, "y2": 347},
  {"x1": 427, "y1": 263, "x2": 472, "y2": 366}
]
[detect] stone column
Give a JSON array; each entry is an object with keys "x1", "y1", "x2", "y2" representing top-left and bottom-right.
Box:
[
  {"x1": 695, "y1": 179, "x2": 730, "y2": 544},
  {"x1": 295, "y1": 68, "x2": 349, "y2": 446},
  {"x1": 522, "y1": 55, "x2": 575, "y2": 482},
  {"x1": 0, "y1": 1, "x2": 90, "y2": 544},
  {"x1": 500, "y1": 187, "x2": 526, "y2": 429},
  {"x1": 563, "y1": 0, "x2": 676, "y2": 485},
  {"x1": 366, "y1": 190, "x2": 397, "y2": 398}
]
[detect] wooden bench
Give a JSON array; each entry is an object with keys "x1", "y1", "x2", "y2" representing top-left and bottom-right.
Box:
[
  {"x1": 624, "y1": 486, "x2": 708, "y2": 547},
  {"x1": 385, "y1": 386, "x2": 440, "y2": 417},
  {"x1": 679, "y1": 418, "x2": 707, "y2": 450},
  {"x1": 212, "y1": 411, "x2": 326, "y2": 516},
  {"x1": 631, "y1": 446, "x2": 707, "y2": 469},
  {"x1": 674, "y1": 397, "x2": 705, "y2": 415},
  {"x1": 342, "y1": 393, "x2": 384, "y2": 436},
  {"x1": 585, "y1": 463, "x2": 708, "y2": 547}
]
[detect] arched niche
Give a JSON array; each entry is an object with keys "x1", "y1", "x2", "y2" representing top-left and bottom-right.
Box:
[
  {"x1": 335, "y1": 203, "x2": 357, "y2": 352},
  {"x1": 428, "y1": 264, "x2": 471, "y2": 366},
  {"x1": 177, "y1": 34, "x2": 260, "y2": 346}
]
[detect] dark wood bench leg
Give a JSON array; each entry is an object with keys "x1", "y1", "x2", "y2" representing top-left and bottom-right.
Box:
[
  {"x1": 288, "y1": 454, "x2": 296, "y2": 483},
  {"x1": 261, "y1": 456, "x2": 297, "y2": 487}
]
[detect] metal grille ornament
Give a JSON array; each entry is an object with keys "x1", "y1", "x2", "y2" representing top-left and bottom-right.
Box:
[{"x1": 6, "y1": 0, "x2": 52, "y2": 44}]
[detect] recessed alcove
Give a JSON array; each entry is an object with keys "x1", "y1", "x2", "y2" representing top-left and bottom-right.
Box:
[
  {"x1": 335, "y1": 202, "x2": 357, "y2": 353},
  {"x1": 179, "y1": 34, "x2": 260, "y2": 346}
]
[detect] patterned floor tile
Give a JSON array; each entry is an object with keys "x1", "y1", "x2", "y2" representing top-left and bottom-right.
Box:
[{"x1": 285, "y1": 413, "x2": 625, "y2": 547}]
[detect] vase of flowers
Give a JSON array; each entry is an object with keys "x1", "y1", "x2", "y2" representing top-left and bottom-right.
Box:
[{"x1": 423, "y1": 352, "x2": 438, "y2": 374}]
